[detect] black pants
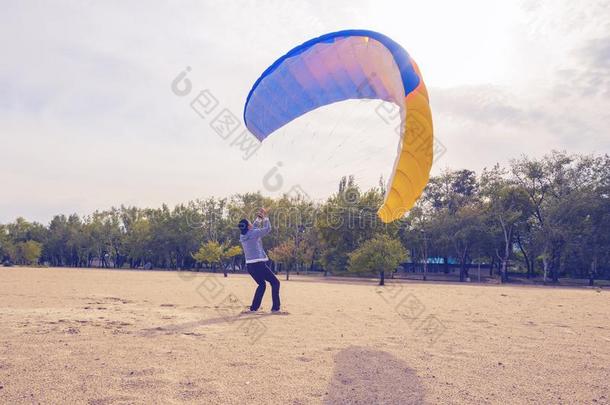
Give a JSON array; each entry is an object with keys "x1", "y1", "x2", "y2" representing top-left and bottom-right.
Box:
[{"x1": 247, "y1": 261, "x2": 280, "y2": 311}]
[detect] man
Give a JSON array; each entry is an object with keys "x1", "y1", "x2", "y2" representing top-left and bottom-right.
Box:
[{"x1": 238, "y1": 208, "x2": 280, "y2": 312}]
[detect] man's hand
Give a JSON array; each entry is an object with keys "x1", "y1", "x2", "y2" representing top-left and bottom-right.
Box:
[{"x1": 256, "y1": 207, "x2": 267, "y2": 219}]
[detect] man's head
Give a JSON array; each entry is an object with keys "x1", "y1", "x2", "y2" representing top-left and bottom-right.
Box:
[{"x1": 238, "y1": 219, "x2": 252, "y2": 235}]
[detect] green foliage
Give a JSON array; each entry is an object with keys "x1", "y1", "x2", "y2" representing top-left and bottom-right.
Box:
[
  {"x1": 0, "y1": 225, "x2": 16, "y2": 262},
  {"x1": 224, "y1": 245, "x2": 243, "y2": 259},
  {"x1": 192, "y1": 241, "x2": 242, "y2": 271},
  {"x1": 316, "y1": 175, "x2": 397, "y2": 273},
  {"x1": 348, "y1": 234, "x2": 407, "y2": 275},
  {"x1": 192, "y1": 241, "x2": 224, "y2": 266},
  {"x1": 16, "y1": 240, "x2": 43, "y2": 265},
  {"x1": 268, "y1": 239, "x2": 295, "y2": 266},
  {"x1": 0, "y1": 152, "x2": 607, "y2": 281}
]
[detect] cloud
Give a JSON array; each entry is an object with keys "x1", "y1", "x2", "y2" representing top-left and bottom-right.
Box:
[
  {"x1": 567, "y1": 36, "x2": 610, "y2": 98},
  {"x1": 431, "y1": 85, "x2": 542, "y2": 127},
  {"x1": 1, "y1": 0, "x2": 609, "y2": 223}
]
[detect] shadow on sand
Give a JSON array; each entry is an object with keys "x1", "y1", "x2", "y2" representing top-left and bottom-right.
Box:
[
  {"x1": 324, "y1": 346, "x2": 425, "y2": 405},
  {"x1": 139, "y1": 311, "x2": 288, "y2": 337}
]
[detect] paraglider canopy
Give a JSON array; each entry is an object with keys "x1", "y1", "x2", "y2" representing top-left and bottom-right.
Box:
[{"x1": 244, "y1": 30, "x2": 433, "y2": 223}]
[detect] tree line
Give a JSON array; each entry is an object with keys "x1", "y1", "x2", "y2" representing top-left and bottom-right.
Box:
[{"x1": 1, "y1": 151, "x2": 608, "y2": 284}]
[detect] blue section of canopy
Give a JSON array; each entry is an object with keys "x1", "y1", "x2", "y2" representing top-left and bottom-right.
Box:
[{"x1": 243, "y1": 29, "x2": 420, "y2": 140}]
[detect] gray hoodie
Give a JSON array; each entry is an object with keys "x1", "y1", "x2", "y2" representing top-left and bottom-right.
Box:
[{"x1": 239, "y1": 217, "x2": 271, "y2": 263}]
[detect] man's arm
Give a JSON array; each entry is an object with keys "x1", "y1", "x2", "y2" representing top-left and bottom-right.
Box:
[{"x1": 250, "y1": 217, "x2": 271, "y2": 238}]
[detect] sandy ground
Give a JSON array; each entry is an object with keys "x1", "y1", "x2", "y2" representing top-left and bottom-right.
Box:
[{"x1": 0, "y1": 267, "x2": 608, "y2": 405}]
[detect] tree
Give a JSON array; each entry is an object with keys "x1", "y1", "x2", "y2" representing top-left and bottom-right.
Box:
[
  {"x1": 0, "y1": 225, "x2": 16, "y2": 264},
  {"x1": 192, "y1": 241, "x2": 242, "y2": 277},
  {"x1": 1, "y1": 152, "x2": 607, "y2": 284},
  {"x1": 348, "y1": 235, "x2": 407, "y2": 286},
  {"x1": 16, "y1": 241, "x2": 43, "y2": 265},
  {"x1": 192, "y1": 241, "x2": 224, "y2": 273},
  {"x1": 123, "y1": 214, "x2": 153, "y2": 269},
  {"x1": 224, "y1": 245, "x2": 243, "y2": 274},
  {"x1": 419, "y1": 169, "x2": 481, "y2": 278},
  {"x1": 450, "y1": 204, "x2": 487, "y2": 282},
  {"x1": 317, "y1": 176, "x2": 392, "y2": 274},
  {"x1": 400, "y1": 206, "x2": 432, "y2": 280},
  {"x1": 271, "y1": 193, "x2": 318, "y2": 275},
  {"x1": 511, "y1": 152, "x2": 609, "y2": 282},
  {"x1": 481, "y1": 165, "x2": 532, "y2": 282},
  {"x1": 425, "y1": 169, "x2": 478, "y2": 213},
  {"x1": 269, "y1": 240, "x2": 296, "y2": 280}
]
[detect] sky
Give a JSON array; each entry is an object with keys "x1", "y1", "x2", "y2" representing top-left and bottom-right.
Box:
[{"x1": 1, "y1": 0, "x2": 609, "y2": 224}]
